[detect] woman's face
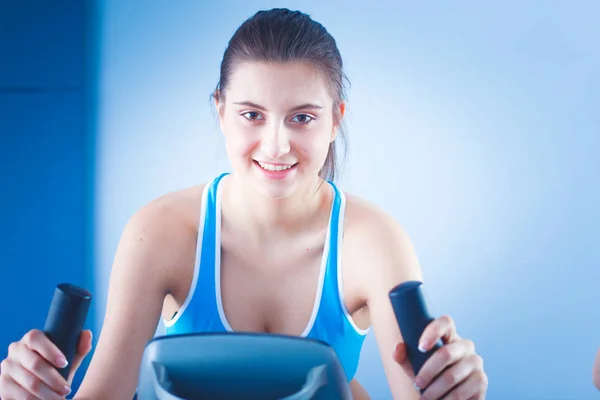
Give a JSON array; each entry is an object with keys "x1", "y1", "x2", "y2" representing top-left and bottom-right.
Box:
[{"x1": 217, "y1": 61, "x2": 342, "y2": 199}]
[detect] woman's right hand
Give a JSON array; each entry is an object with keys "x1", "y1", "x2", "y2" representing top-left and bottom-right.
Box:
[{"x1": 0, "y1": 328, "x2": 93, "y2": 400}]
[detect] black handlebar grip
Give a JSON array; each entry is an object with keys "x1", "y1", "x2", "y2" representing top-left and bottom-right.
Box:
[
  {"x1": 389, "y1": 281, "x2": 441, "y2": 378},
  {"x1": 43, "y1": 283, "x2": 92, "y2": 379}
]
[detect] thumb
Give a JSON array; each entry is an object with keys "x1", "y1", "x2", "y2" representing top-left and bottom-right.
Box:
[
  {"x1": 68, "y1": 329, "x2": 93, "y2": 383},
  {"x1": 393, "y1": 342, "x2": 416, "y2": 381}
]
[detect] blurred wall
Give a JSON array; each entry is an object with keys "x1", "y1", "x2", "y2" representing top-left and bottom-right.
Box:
[{"x1": 0, "y1": 0, "x2": 96, "y2": 393}]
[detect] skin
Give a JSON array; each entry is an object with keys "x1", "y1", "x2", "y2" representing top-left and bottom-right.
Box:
[{"x1": 0, "y1": 61, "x2": 488, "y2": 400}]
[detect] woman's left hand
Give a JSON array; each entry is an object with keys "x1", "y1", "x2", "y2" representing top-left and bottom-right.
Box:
[{"x1": 393, "y1": 315, "x2": 488, "y2": 400}]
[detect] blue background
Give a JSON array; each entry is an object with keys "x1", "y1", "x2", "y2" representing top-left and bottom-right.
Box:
[
  {"x1": 1, "y1": 1, "x2": 598, "y2": 399},
  {"x1": 0, "y1": 0, "x2": 96, "y2": 392}
]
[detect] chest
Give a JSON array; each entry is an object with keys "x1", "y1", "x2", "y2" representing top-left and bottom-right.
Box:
[{"x1": 219, "y1": 226, "x2": 330, "y2": 336}]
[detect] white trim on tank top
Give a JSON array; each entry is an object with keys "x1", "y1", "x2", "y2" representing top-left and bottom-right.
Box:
[
  {"x1": 215, "y1": 179, "x2": 330, "y2": 337},
  {"x1": 163, "y1": 176, "x2": 370, "y2": 337},
  {"x1": 336, "y1": 189, "x2": 370, "y2": 336},
  {"x1": 163, "y1": 182, "x2": 210, "y2": 328}
]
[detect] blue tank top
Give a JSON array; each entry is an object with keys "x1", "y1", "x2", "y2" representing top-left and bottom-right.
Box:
[{"x1": 164, "y1": 173, "x2": 369, "y2": 381}]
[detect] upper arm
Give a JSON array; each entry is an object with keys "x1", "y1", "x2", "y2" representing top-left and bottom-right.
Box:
[
  {"x1": 74, "y1": 198, "x2": 196, "y2": 399},
  {"x1": 348, "y1": 201, "x2": 423, "y2": 399}
]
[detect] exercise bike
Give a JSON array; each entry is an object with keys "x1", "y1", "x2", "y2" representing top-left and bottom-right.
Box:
[{"x1": 44, "y1": 281, "x2": 438, "y2": 399}]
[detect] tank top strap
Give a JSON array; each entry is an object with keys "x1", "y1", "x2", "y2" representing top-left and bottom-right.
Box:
[{"x1": 163, "y1": 173, "x2": 228, "y2": 331}]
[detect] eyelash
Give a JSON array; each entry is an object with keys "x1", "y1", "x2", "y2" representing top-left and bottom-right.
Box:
[{"x1": 241, "y1": 111, "x2": 315, "y2": 124}]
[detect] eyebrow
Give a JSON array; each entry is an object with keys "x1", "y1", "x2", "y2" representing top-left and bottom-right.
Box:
[{"x1": 232, "y1": 101, "x2": 323, "y2": 112}]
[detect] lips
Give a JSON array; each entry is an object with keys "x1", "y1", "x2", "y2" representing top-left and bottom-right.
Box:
[
  {"x1": 253, "y1": 160, "x2": 298, "y2": 180},
  {"x1": 255, "y1": 160, "x2": 297, "y2": 171}
]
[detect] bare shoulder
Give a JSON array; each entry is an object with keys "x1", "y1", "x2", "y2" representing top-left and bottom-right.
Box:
[
  {"x1": 340, "y1": 191, "x2": 424, "y2": 398},
  {"x1": 118, "y1": 185, "x2": 205, "y2": 284},
  {"x1": 342, "y1": 191, "x2": 423, "y2": 292},
  {"x1": 134, "y1": 184, "x2": 204, "y2": 230},
  {"x1": 74, "y1": 183, "x2": 207, "y2": 399},
  {"x1": 133, "y1": 183, "x2": 205, "y2": 233}
]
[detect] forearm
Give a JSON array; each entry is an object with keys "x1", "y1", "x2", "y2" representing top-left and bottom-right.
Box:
[{"x1": 391, "y1": 386, "x2": 420, "y2": 400}]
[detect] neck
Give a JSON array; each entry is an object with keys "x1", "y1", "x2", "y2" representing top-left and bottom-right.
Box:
[{"x1": 222, "y1": 173, "x2": 329, "y2": 237}]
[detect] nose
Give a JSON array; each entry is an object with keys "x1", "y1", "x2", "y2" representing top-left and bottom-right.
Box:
[{"x1": 260, "y1": 122, "x2": 290, "y2": 159}]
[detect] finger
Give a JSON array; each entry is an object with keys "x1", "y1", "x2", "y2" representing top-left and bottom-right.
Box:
[
  {"x1": 21, "y1": 330, "x2": 68, "y2": 369},
  {"x1": 392, "y1": 342, "x2": 416, "y2": 380},
  {"x1": 415, "y1": 340, "x2": 476, "y2": 390},
  {"x1": 11, "y1": 342, "x2": 71, "y2": 396},
  {"x1": 420, "y1": 354, "x2": 479, "y2": 400},
  {"x1": 79, "y1": 330, "x2": 93, "y2": 355},
  {"x1": 0, "y1": 375, "x2": 39, "y2": 400},
  {"x1": 419, "y1": 316, "x2": 459, "y2": 352},
  {"x1": 438, "y1": 369, "x2": 487, "y2": 400},
  {"x1": 69, "y1": 330, "x2": 93, "y2": 382},
  {"x1": 4, "y1": 359, "x2": 67, "y2": 400}
]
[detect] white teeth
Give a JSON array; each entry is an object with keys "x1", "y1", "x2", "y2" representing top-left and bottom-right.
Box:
[{"x1": 257, "y1": 161, "x2": 294, "y2": 172}]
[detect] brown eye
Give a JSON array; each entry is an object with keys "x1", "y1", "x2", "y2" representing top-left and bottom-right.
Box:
[
  {"x1": 243, "y1": 111, "x2": 263, "y2": 120},
  {"x1": 291, "y1": 114, "x2": 313, "y2": 124}
]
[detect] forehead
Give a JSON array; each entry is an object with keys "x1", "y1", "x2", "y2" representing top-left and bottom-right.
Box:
[{"x1": 225, "y1": 61, "x2": 333, "y2": 109}]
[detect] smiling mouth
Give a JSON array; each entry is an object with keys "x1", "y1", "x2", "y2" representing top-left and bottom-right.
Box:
[{"x1": 254, "y1": 160, "x2": 298, "y2": 172}]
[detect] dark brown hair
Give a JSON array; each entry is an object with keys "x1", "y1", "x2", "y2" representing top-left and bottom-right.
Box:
[{"x1": 212, "y1": 8, "x2": 349, "y2": 182}]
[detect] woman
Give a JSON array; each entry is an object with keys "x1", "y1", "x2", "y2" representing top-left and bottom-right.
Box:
[{"x1": 0, "y1": 8, "x2": 487, "y2": 400}]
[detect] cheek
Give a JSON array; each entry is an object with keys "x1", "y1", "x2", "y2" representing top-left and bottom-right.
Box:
[
  {"x1": 296, "y1": 130, "x2": 332, "y2": 163},
  {"x1": 223, "y1": 120, "x2": 259, "y2": 156}
]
